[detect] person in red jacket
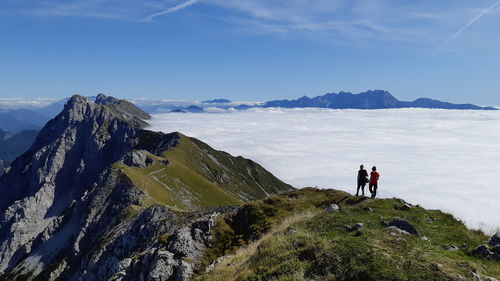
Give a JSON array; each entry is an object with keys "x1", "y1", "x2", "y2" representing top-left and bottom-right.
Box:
[{"x1": 369, "y1": 166, "x2": 380, "y2": 199}]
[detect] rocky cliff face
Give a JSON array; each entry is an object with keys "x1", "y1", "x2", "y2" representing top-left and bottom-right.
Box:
[{"x1": 0, "y1": 95, "x2": 292, "y2": 281}]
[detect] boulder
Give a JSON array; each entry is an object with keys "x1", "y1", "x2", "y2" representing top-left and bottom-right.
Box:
[
  {"x1": 285, "y1": 228, "x2": 297, "y2": 236},
  {"x1": 472, "y1": 245, "x2": 493, "y2": 258},
  {"x1": 388, "y1": 219, "x2": 419, "y2": 235},
  {"x1": 386, "y1": 226, "x2": 410, "y2": 236},
  {"x1": 489, "y1": 233, "x2": 500, "y2": 247},
  {"x1": 325, "y1": 203, "x2": 339, "y2": 212},
  {"x1": 444, "y1": 245, "x2": 459, "y2": 251},
  {"x1": 345, "y1": 223, "x2": 364, "y2": 232}
]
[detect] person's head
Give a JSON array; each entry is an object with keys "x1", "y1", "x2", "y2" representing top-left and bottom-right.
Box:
[
  {"x1": 360, "y1": 165, "x2": 364, "y2": 170},
  {"x1": 372, "y1": 166, "x2": 377, "y2": 171}
]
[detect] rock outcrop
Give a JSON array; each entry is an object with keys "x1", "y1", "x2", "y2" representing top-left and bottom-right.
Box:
[
  {"x1": 388, "y1": 218, "x2": 419, "y2": 235},
  {"x1": 0, "y1": 95, "x2": 292, "y2": 280}
]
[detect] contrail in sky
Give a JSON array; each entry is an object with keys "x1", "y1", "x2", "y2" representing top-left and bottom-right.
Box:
[
  {"x1": 442, "y1": 0, "x2": 500, "y2": 47},
  {"x1": 142, "y1": 0, "x2": 198, "y2": 21}
]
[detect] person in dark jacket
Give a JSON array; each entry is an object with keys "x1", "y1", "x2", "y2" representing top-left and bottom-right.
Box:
[
  {"x1": 369, "y1": 166, "x2": 380, "y2": 199},
  {"x1": 356, "y1": 165, "x2": 368, "y2": 196}
]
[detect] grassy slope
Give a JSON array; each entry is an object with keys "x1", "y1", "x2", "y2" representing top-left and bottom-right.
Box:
[
  {"x1": 170, "y1": 134, "x2": 293, "y2": 201},
  {"x1": 114, "y1": 133, "x2": 293, "y2": 211},
  {"x1": 114, "y1": 153, "x2": 242, "y2": 211},
  {"x1": 196, "y1": 188, "x2": 500, "y2": 281}
]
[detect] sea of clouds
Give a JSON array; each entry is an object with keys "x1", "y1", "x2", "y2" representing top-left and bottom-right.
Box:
[{"x1": 149, "y1": 108, "x2": 500, "y2": 233}]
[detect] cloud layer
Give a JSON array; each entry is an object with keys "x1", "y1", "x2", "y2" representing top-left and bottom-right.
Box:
[
  {"x1": 150, "y1": 108, "x2": 500, "y2": 233},
  {"x1": 0, "y1": 98, "x2": 59, "y2": 110}
]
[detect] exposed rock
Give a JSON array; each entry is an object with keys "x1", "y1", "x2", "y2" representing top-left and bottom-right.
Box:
[
  {"x1": 205, "y1": 255, "x2": 232, "y2": 273},
  {"x1": 363, "y1": 207, "x2": 374, "y2": 213},
  {"x1": 325, "y1": 203, "x2": 339, "y2": 212},
  {"x1": 0, "y1": 95, "x2": 144, "y2": 274},
  {"x1": 388, "y1": 219, "x2": 419, "y2": 235},
  {"x1": 444, "y1": 245, "x2": 459, "y2": 251},
  {"x1": 122, "y1": 150, "x2": 153, "y2": 168},
  {"x1": 345, "y1": 223, "x2": 364, "y2": 232},
  {"x1": 489, "y1": 233, "x2": 500, "y2": 247},
  {"x1": 472, "y1": 271, "x2": 482, "y2": 281},
  {"x1": 472, "y1": 245, "x2": 494, "y2": 258},
  {"x1": 471, "y1": 272, "x2": 499, "y2": 281},
  {"x1": 394, "y1": 203, "x2": 413, "y2": 211},
  {"x1": 0, "y1": 94, "x2": 289, "y2": 281},
  {"x1": 168, "y1": 227, "x2": 204, "y2": 259},
  {"x1": 491, "y1": 245, "x2": 500, "y2": 254},
  {"x1": 421, "y1": 236, "x2": 430, "y2": 242},
  {"x1": 386, "y1": 226, "x2": 411, "y2": 236}
]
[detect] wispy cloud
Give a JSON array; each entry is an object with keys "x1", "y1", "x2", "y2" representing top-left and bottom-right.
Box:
[
  {"x1": 453, "y1": 0, "x2": 500, "y2": 38},
  {"x1": 142, "y1": 0, "x2": 198, "y2": 21},
  {"x1": 5, "y1": 1, "x2": 500, "y2": 49},
  {"x1": 13, "y1": 0, "x2": 199, "y2": 21},
  {"x1": 442, "y1": 0, "x2": 500, "y2": 47}
]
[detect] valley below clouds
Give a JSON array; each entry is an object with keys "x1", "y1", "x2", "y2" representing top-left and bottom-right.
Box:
[{"x1": 150, "y1": 108, "x2": 500, "y2": 233}]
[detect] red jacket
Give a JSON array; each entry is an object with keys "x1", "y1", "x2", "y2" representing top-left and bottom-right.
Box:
[{"x1": 370, "y1": 171, "x2": 380, "y2": 184}]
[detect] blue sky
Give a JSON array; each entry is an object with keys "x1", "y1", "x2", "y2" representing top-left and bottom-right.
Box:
[{"x1": 0, "y1": 0, "x2": 499, "y2": 104}]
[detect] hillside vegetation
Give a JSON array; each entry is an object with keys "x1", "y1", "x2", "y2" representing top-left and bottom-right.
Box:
[
  {"x1": 115, "y1": 132, "x2": 293, "y2": 211},
  {"x1": 196, "y1": 188, "x2": 500, "y2": 281}
]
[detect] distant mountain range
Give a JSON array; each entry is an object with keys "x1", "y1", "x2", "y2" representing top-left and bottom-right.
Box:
[
  {"x1": 262, "y1": 90, "x2": 497, "y2": 110},
  {"x1": 0, "y1": 90, "x2": 496, "y2": 133},
  {"x1": 0, "y1": 129, "x2": 38, "y2": 176},
  {"x1": 145, "y1": 90, "x2": 497, "y2": 112}
]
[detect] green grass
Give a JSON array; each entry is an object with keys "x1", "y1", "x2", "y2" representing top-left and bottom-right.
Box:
[
  {"x1": 114, "y1": 154, "x2": 242, "y2": 210},
  {"x1": 196, "y1": 188, "x2": 500, "y2": 281},
  {"x1": 113, "y1": 133, "x2": 293, "y2": 211},
  {"x1": 162, "y1": 134, "x2": 293, "y2": 201}
]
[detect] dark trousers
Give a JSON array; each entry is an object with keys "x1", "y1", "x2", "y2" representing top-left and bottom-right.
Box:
[
  {"x1": 356, "y1": 182, "x2": 365, "y2": 196},
  {"x1": 369, "y1": 183, "x2": 378, "y2": 198}
]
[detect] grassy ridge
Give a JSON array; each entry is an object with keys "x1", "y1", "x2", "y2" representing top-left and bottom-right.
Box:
[
  {"x1": 166, "y1": 134, "x2": 293, "y2": 201},
  {"x1": 114, "y1": 153, "x2": 242, "y2": 210},
  {"x1": 196, "y1": 188, "x2": 500, "y2": 281},
  {"x1": 114, "y1": 133, "x2": 293, "y2": 211}
]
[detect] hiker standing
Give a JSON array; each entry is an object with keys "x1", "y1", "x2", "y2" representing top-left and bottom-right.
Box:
[
  {"x1": 356, "y1": 165, "x2": 368, "y2": 196},
  {"x1": 369, "y1": 166, "x2": 380, "y2": 199}
]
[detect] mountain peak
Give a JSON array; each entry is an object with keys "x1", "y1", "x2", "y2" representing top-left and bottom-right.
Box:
[
  {"x1": 95, "y1": 93, "x2": 121, "y2": 105},
  {"x1": 61, "y1": 94, "x2": 151, "y2": 128},
  {"x1": 0, "y1": 95, "x2": 292, "y2": 279},
  {"x1": 263, "y1": 90, "x2": 496, "y2": 110}
]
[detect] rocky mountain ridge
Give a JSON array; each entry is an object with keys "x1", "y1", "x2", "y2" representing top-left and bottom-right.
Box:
[
  {"x1": 0, "y1": 94, "x2": 291, "y2": 281},
  {"x1": 262, "y1": 90, "x2": 497, "y2": 110}
]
